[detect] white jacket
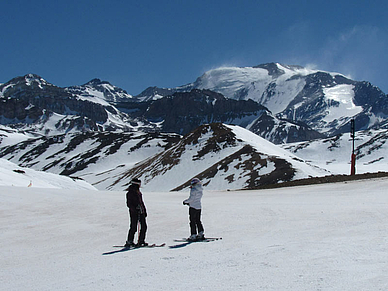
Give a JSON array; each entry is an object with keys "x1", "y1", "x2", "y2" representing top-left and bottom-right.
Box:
[{"x1": 183, "y1": 183, "x2": 203, "y2": 209}]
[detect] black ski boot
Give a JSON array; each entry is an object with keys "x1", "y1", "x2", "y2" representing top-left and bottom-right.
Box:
[
  {"x1": 124, "y1": 241, "x2": 135, "y2": 248},
  {"x1": 136, "y1": 242, "x2": 149, "y2": 248}
]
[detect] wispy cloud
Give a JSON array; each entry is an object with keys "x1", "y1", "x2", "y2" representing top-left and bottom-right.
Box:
[
  {"x1": 280, "y1": 24, "x2": 388, "y2": 91},
  {"x1": 199, "y1": 23, "x2": 388, "y2": 92},
  {"x1": 315, "y1": 26, "x2": 387, "y2": 87}
]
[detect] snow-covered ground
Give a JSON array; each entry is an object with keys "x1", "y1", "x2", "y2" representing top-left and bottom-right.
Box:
[
  {"x1": 0, "y1": 158, "x2": 95, "y2": 190},
  {"x1": 1, "y1": 173, "x2": 388, "y2": 290},
  {"x1": 282, "y1": 129, "x2": 388, "y2": 175}
]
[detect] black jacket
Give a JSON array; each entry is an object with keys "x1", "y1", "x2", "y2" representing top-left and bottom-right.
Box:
[{"x1": 126, "y1": 184, "x2": 147, "y2": 216}]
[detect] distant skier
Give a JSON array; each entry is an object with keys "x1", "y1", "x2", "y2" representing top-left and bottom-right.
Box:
[
  {"x1": 183, "y1": 178, "x2": 205, "y2": 241},
  {"x1": 125, "y1": 178, "x2": 148, "y2": 247}
]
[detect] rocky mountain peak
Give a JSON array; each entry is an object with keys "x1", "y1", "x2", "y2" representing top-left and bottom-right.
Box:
[
  {"x1": 24, "y1": 73, "x2": 47, "y2": 83},
  {"x1": 66, "y1": 78, "x2": 132, "y2": 104},
  {"x1": 84, "y1": 78, "x2": 111, "y2": 86},
  {"x1": 136, "y1": 86, "x2": 177, "y2": 101},
  {"x1": 0, "y1": 74, "x2": 54, "y2": 96},
  {"x1": 253, "y1": 62, "x2": 286, "y2": 77}
]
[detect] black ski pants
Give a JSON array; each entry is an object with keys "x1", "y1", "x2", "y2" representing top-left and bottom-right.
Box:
[
  {"x1": 189, "y1": 207, "x2": 204, "y2": 235},
  {"x1": 127, "y1": 210, "x2": 147, "y2": 243}
]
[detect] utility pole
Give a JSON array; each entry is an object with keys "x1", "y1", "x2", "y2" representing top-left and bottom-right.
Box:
[{"x1": 350, "y1": 119, "x2": 356, "y2": 175}]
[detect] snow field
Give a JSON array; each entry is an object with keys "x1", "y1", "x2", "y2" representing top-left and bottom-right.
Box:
[{"x1": 1, "y1": 177, "x2": 388, "y2": 290}]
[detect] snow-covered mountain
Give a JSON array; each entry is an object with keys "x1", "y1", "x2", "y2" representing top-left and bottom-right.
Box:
[
  {"x1": 65, "y1": 78, "x2": 134, "y2": 104},
  {"x1": 135, "y1": 88, "x2": 324, "y2": 144},
  {"x1": 135, "y1": 86, "x2": 176, "y2": 102},
  {"x1": 0, "y1": 123, "x2": 330, "y2": 191},
  {"x1": 1, "y1": 64, "x2": 388, "y2": 191},
  {"x1": 143, "y1": 89, "x2": 267, "y2": 134},
  {"x1": 2, "y1": 121, "x2": 387, "y2": 191},
  {"x1": 102, "y1": 123, "x2": 329, "y2": 191},
  {"x1": 0, "y1": 129, "x2": 180, "y2": 190},
  {"x1": 139, "y1": 63, "x2": 388, "y2": 137},
  {"x1": 282, "y1": 127, "x2": 388, "y2": 175},
  {"x1": 0, "y1": 74, "x2": 157, "y2": 134},
  {"x1": 2, "y1": 65, "x2": 388, "y2": 144},
  {"x1": 0, "y1": 73, "x2": 323, "y2": 144}
]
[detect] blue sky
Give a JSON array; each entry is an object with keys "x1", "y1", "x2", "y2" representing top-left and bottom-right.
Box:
[{"x1": 1, "y1": 0, "x2": 388, "y2": 95}]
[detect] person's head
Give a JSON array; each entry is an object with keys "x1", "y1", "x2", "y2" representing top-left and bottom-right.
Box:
[
  {"x1": 131, "y1": 178, "x2": 141, "y2": 187},
  {"x1": 190, "y1": 178, "x2": 201, "y2": 186}
]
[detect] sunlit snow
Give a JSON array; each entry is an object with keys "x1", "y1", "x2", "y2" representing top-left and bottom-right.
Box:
[
  {"x1": 323, "y1": 84, "x2": 362, "y2": 123},
  {"x1": 1, "y1": 168, "x2": 387, "y2": 290}
]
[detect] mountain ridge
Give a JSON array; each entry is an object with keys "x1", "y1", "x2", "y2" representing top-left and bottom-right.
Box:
[
  {"x1": 1, "y1": 63, "x2": 388, "y2": 191},
  {"x1": 2, "y1": 62, "x2": 388, "y2": 140},
  {"x1": 138, "y1": 62, "x2": 388, "y2": 137}
]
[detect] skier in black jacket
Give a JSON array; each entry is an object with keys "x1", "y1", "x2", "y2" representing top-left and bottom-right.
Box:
[{"x1": 125, "y1": 178, "x2": 148, "y2": 247}]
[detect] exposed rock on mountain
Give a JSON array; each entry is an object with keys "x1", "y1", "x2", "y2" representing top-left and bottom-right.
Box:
[
  {"x1": 143, "y1": 89, "x2": 267, "y2": 134},
  {"x1": 111, "y1": 123, "x2": 328, "y2": 191},
  {"x1": 132, "y1": 88, "x2": 322, "y2": 144},
  {"x1": 135, "y1": 86, "x2": 176, "y2": 102},
  {"x1": 1, "y1": 63, "x2": 388, "y2": 191},
  {"x1": 0, "y1": 123, "x2": 328, "y2": 191},
  {"x1": 141, "y1": 63, "x2": 388, "y2": 138},
  {"x1": 66, "y1": 78, "x2": 134, "y2": 103},
  {"x1": 0, "y1": 74, "x2": 156, "y2": 134},
  {"x1": 247, "y1": 112, "x2": 325, "y2": 144},
  {"x1": 3, "y1": 62, "x2": 387, "y2": 144},
  {"x1": 0, "y1": 130, "x2": 180, "y2": 190}
]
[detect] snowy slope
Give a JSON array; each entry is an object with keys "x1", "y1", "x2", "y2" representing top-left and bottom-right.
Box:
[
  {"x1": 2, "y1": 121, "x2": 388, "y2": 191},
  {"x1": 321, "y1": 84, "x2": 362, "y2": 125},
  {"x1": 65, "y1": 78, "x2": 134, "y2": 104},
  {"x1": 0, "y1": 124, "x2": 40, "y2": 146},
  {"x1": 1, "y1": 177, "x2": 388, "y2": 290},
  {"x1": 175, "y1": 63, "x2": 387, "y2": 136},
  {"x1": 0, "y1": 130, "x2": 180, "y2": 190},
  {"x1": 113, "y1": 124, "x2": 328, "y2": 192},
  {"x1": 190, "y1": 66, "x2": 274, "y2": 103},
  {"x1": 182, "y1": 63, "x2": 320, "y2": 112},
  {"x1": 0, "y1": 158, "x2": 95, "y2": 190},
  {"x1": 0, "y1": 123, "x2": 328, "y2": 191},
  {"x1": 282, "y1": 128, "x2": 388, "y2": 174}
]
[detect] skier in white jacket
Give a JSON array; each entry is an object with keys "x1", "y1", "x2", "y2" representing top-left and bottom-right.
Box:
[{"x1": 183, "y1": 178, "x2": 205, "y2": 241}]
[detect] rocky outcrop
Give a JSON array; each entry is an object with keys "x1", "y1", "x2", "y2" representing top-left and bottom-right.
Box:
[{"x1": 143, "y1": 89, "x2": 268, "y2": 134}]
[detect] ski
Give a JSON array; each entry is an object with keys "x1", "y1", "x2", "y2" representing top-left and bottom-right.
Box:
[
  {"x1": 147, "y1": 243, "x2": 166, "y2": 248},
  {"x1": 173, "y1": 237, "x2": 222, "y2": 242},
  {"x1": 103, "y1": 243, "x2": 166, "y2": 255},
  {"x1": 169, "y1": 237, "x2": 222, "y2": 249},
  {"x1": 113, "y1": 243, "x2": 166, "y2": 248}
]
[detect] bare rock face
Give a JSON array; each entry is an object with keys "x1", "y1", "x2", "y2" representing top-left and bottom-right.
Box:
[
  {"x1": 114, "y1": 123, "x2": 324, "y2": 191},
  {"x1": 0, "y1": 74, "x2": 107, "y2": 128}
]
